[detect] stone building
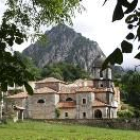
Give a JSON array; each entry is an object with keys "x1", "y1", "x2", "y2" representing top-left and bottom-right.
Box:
[{"x1": 7, "y1": 63, "x2": 120, "y2": 120}]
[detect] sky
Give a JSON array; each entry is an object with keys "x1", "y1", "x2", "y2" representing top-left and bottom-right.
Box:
[
  {"x1": 72, "y1": 0, "x2": 140, "y2": 69},
  {"x1": 1, "y1": 0, "x2": 140, "y2": 69}
]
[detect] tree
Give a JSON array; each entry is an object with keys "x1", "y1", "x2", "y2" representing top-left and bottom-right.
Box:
[
  {"x1": 102, "y1": 0, "x2": 140, "y2": 70},
  {"x1": 41, "y1": 62, "x2": 89, "y2": 82},
  {"x1": 121, "y1": 70, "x2": 140, "y2": 107},
  {"x1": 18, "y1": 53, "x2": 42, "y2": 80},
  {"x1": 114, "y1": 69, "x2": 140, "y2": 117},
  {"x1": 0, "y1": 0, "x2": 81, "y2": 94}
]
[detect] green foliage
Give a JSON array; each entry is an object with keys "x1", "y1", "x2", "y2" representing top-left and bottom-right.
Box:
[
  {"x1": 41, "y1": 62, "x2": 89, "y2": 82},
  {"x1": 121, "y1": 40, "x2": 133, "y2": 53},
  {"x1": 116, "y1": 70, "x2": 140, "y2": 112},
  {"x1": 18, "y1": 53, "x2": 42, "y2": 80},
  {"x1": 55, "y1": 108, "x2": 60, "y2": 118},
  {"x1": 102, "y1": 48, "x2": 123, "y2": 70},
  {"x1": 4, "y1": 0, "x2": 81, "y2": 35},
  {"x1": 117, "y1": 110, "x2": 134, "y2": 118},
  {"x1": 117, "y1": 103, "x2": 135, "y2": 118},
  {"x1": 113, "y1": 68, "x2": 140, "y2": 117},
  {"x1": 117, "y1": 102, "x2": 140, "y2": 118},
  {"x1": 0, "y1": 50, "x2": 34, "y2": 94},
  {"x1": 0, "y1": 0, "x2": 80, "y2": 94}
]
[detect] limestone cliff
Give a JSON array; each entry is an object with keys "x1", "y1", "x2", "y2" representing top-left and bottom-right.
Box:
[{"x1": 23, "y1": 24, "x2": 105, "y2": 73}]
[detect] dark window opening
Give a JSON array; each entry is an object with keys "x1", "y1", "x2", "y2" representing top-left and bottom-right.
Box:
[
  {"x1": 83, "y1": 112, "x2": 86, "y2": 118},
  {"x1": 100, "y1": 71, "x2": 103, "y2": 78},
  {"x1": 106, "y1": 93, "x2": 109, "y2": 104},
  {"x1": 2, "y1": 112, "x2": 5, "y2": 116},
  {"x1": 66, "y1": 98, "x2": 73, "y2": 102},
  {"x1": 65, "y1": 112, "x2": 68, "y2": 117},
  {"x1": 100, "y1": 84, "x2": 103, "y2": 87},
  {"x1": 83, "y1": 98, "x2": 86, "y2": 104},
  {"x1": 37, "y1": 99, "x2": 45, "y2": 103},
  {"x1": 95, "y1": 109, "x2": 102, "y2": 119}
]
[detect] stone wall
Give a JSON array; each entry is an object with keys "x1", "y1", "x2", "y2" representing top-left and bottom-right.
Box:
[
  {"x1": 95, "y1": 93, "x2": 107, "y2": 103},
  {"x1": 92, "y1": 68, "x2": 112, "y2": 80},
  {"x1": 60, "y1": 94, "x2": 76, "y2": 102},
  {"x1": 36, "y1": 82, "x2": 59, "y2": 91},
  {"x1": 27, "y1": 94, "x2": 56, "y2": 119},
  {"x1": 59, "y1": 108, "x2": 76, "y2": 119},
  {"x1": 76, "y1": 93, "x2": 94, "y2": 119},
  {"x1": 45, "y1": 118, "x2": 140, "y2": 130}
]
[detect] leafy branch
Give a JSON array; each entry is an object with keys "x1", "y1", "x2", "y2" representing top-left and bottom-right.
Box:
[{"x1": 102, "y1": 0, "x2": 139, "y2": 70}]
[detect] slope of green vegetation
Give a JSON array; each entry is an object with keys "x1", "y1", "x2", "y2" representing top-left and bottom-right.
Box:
[
  {"x1": 20, "y1": 53, "x2": 42, "y2": 80},
  {"x1": 41, "y1": 62, "x2": 90, "y2": 82},
  {"x1": 18, "y1": 53, "x2": 90, "y2": 82},
  {"x1": 0, "y1": 121, "x2": 140, "y2": 140},
  {"x1": 115, "y1": 70, "x2": 140, "y2": 118}
]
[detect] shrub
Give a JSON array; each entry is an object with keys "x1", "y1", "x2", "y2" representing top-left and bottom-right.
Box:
[
  {"x1": 55, "y1": 108, "x2": 60, "y2": 118},
  {"x1": 117, "y1": 110, "x2": 134, "y2": 118}
]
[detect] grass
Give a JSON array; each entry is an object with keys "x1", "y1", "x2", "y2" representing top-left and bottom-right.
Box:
[{"x1": 0, "y1": 120, "x2": 140, "y2": 140}]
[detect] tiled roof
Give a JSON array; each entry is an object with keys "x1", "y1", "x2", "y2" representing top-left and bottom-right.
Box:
[
  {"x1": 57, "y1": 101, "x2": 76, "y2": 108},
  {"x1": 36, "y1": 77, "x2": 65, "y2": 84},
  {"x1": 34, "y1": 87, "x2": 57, "y2": 94},
  {"x1": 59, "y1": 86, "x2": 97, "y2": 94},
  {"x1": 58, "y1": 86, "x2": 76, "y2": 94},
  {"x1": 65, "y1": 83, "x2": 78, "y2": 87},
  {"x1": 76, "y1": 86, "x2": 93, "y2": 93},
  {"x1": 93, "y1": 88, "x2": 113, "y2": 93},
  {"x1": 92, "y1": 99, "x2": 116, "y2": 108},
  {"x1": 92, "y1": 99, "x2": 107, "y2": 107},
  {"x1": 7, "y1": 92, "x2": 28, "y2": 99}
]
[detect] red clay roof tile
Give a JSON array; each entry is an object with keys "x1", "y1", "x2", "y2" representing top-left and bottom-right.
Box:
[
  {"x1": 92, "y1": 99, "x2": 107, "y2": 107},
  {"x1": 76, "y1": 86, "x2": 93, "y2": 93},
  {"x1": 92, "y1": 88, "x2": 113, "y2": 93},
  {"x1": 7, "y1": 92, "x2": 28, "y2": 99},
  {"x1": 34, "y1": 87, "x2": 57, "y2": 94},
  {"x1": 57, "y1": 101, "x2": 76, "y2": 108}
]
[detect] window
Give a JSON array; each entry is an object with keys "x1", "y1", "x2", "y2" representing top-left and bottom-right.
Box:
[
  {"x1": 66, "y1": 97, "x2": 73, "y2": 102},
  {"x1": 37, "y1": 99, "x2": 45, "y2": 104},
  {"x1": 65, "y1": 112, "x2": 68, "y2": 118},
  {"x1": 100, "y1": 71, "x2": 103, "y2": 78},
  {"x1": 83, "y1": 112, "x2": 86, "y2": 118},
  {"x1": 107, "y1": 109, "x2": 109, "y2": 118},
  {"x1": 100, "y1": 84, "x2": 103, "y2": 87},
  {"x1": 83, "y1": 98, "x2": 86, "y2": 104}
]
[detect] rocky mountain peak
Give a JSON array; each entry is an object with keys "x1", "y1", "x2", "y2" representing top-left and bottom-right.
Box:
[{"x1": 23, "y1": 24, "x2": 105, "y2": 73}]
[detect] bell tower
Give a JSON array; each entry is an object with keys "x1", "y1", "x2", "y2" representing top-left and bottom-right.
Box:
[{"x1": 91, "y1": 56, "x2": 113, "y2": 88}]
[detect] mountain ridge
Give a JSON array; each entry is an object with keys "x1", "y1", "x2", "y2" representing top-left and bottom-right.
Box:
[{"x1": 23, "y1": 24, "x2": 105, "y2": 73}]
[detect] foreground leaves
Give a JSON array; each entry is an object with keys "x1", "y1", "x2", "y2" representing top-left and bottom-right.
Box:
[
  {"x1": 121, "y1": 40, "x2": 133, "y2": 53},
  {"x1": 102, "y1": 48, "x2": 123, "y2": 70},
  {"x1": 0, "y1": 0, "x2": 81, "y2": 94},
  {"x1": 103, "y1": 0, "x2": 140, "y2": 69},
  {"x1": 0, "y1": 20, "x2": 34, "y2": 94}
]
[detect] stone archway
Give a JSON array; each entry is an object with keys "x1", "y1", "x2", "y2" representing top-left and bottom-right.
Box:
[{"x1": 94, "y1": 109, "x2": 102, "y2": 119}]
